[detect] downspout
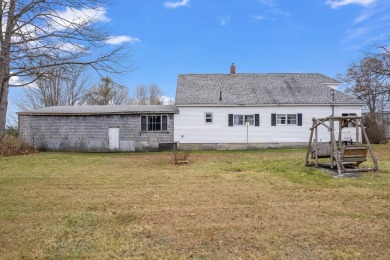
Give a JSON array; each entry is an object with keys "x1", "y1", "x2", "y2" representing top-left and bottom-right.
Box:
[{"x1": 331, "y1": 88, "x2": 335, "y2": 116}]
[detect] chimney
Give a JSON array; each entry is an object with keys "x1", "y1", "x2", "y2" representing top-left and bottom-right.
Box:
[{"x1": 230, "y1": 63, "x2": 236, "y2": 74}]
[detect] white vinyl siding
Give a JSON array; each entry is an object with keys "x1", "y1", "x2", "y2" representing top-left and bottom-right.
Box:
[{"x1": 174, "y1": 106, "x2": 362, "y2": 144}]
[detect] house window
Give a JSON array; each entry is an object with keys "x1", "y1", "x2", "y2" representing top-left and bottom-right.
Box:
[
  {"x1": 234, "y1": 115, "x2": 243, "y2": 125},
  {"x1": 277, "y1": 114, "x2": 297, "y2": 125},
  {"x1": 277, "y1": 115, "x2": 286, "y2": 125},
  {"x1": 141, "y1": 115, "x2": 168, "y2": 131},
  {"x1": 234, "y1": 114, "x2": 254, "y2": 126},
  {"x1": 245, "y1": 115, "x2": 254, "y2": 125},
  {"x1": 229, "y1": 114, "x2": 260, "y2": 126},
  {"x1": 205, "y1": 112, "x2": 213, "y2": 123},
  {"x1": 287, "y1": 114, "x2": 297, "y2": 125},
  {"x1": 272, "y1": 113, "x2": 302, "y2": 126},
  {"x1": 342, "y1": 113, "x2": 357, "y2": 127},
  {"x1": 342, "y1": 113, "x2": 357, "y2": 117}
]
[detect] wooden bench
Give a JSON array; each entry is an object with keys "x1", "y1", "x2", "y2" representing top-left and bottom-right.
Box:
[
  {"x1": 340, "y1": 145, "x2": 368, "y2": 165},
  {"x1": 311, "y1": 143, "x2": 332, "y2": 159}
]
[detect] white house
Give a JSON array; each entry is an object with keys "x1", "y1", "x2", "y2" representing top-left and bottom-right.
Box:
[
  {"x1": 19, "y1": 65, "x2": 365, "y2": 151},
  {"x1": 174, "y1": 65, "x2": 364, "y2": 150}
]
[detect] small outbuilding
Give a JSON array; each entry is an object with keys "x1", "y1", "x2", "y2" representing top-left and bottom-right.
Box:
[{"x1": 18, "y1": 105, "x2": 178, "y2": 152}]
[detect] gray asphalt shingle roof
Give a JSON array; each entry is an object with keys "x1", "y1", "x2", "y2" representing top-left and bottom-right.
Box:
[
  {"x1": 175, "y1": 73, "x2": 364, "y2": 105},
  {"x1": 19, "y1": 105, "x2": 178, "y2": 115}
]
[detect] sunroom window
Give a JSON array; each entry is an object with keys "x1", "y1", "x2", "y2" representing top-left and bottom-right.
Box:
[{"x1": 141, "y1": 115, "x2": 168, "y2": 131}]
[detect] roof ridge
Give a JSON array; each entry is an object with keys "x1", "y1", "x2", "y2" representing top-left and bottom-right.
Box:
[{"x1": 179, "y1": 72, "x2": 327, "y2": 75}]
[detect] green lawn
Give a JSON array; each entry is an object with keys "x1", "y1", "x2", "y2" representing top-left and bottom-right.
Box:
[{"x1": 0, "y1": 145, "x2": 389, "y2": 259}]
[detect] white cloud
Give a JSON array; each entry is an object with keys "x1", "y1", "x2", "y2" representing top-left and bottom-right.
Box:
[
  {"x1": 251, "y1": 9, "x2": 290, "y2": 22},
  {"x1": 255, "y1": 0, "x2": 275, "y2": 7},
  {"x1": 345, "y1": 33, "x2": 388, "y2": 50},
  {"x1": 51, "y1": 7, "x2": 110, "y2": 30},
  {"x1": 10, "y1": 6, "x2": 110, "y2": 45},
  {"x1": 251, "y1": 15, "x2": 266, "y2": 21},
  {"x1": 219, "y1": 15, "x2": 231, "y2": 26},
  {"x1": 105, "y1": 35, "x2": 141, "y2": 45},
  {"x1": 354, "y1": 13, "x2": 371, "y2": 23},
  {"x1": 326, "y1": 0, "x2": 375, "y2": 9},
  {"x1": 340, "y1": 1, "x2": 390, "y2": 50},
  {"x1": 265, "y1": 9, "x2": 291, "y2": 17},
  {"x1": 9, "y1": 75, "x2": 23, "y2": 87},
  {"x1": 266, "y1": 9, "x2": 291, "y2": 17},
  {"x1": 164, "y1": 0, "x2": 190, "y2": 9},
  {"x1": 342, "y1": 27, "x2": 369, "y2": 43},
  {"x1": 162, "y1": 96, "x2": 175, "y2": 105},
  {"x1": 9, "y1": 75, "x2": 36, "y2": 88},
  {"x1": 56, "y1": 42, "x2": 86, "y2": 52}
]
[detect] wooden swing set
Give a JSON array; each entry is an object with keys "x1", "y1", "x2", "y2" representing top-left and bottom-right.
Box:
[{"x1": 305, "y1": 115, "x2": 378, "y2": 175}]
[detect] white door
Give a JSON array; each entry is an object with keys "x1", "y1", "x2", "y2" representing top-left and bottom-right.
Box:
[{"x1": 109, "y1": 128, "x2": 120, "y2": 150}]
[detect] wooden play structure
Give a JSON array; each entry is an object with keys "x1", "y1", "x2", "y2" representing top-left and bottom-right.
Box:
[{"x1": 305, "y1": 116, "x2": 378, "y2": 175}]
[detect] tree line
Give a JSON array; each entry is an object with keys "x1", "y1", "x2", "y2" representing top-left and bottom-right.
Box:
[{"x1": 19, "y1": 66, "x2": 167, "y2": 110}]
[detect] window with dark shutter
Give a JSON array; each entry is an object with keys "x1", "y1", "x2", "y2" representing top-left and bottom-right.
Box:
[
  {"x1": 141, "y1": 116, "x2": 147, "y2": 131},
  {"x1": 297, "y1": 113, "x2": 302, "y2": 126},
  {"x1": 228, "y1": 114, "x2": 233, "y2": 126},
  {"x1": 271, "y1": 114, "x2": 276, "y2": 126},
  {"x1": 255, "y1": 114, "x2": 260, "y2": 126}
]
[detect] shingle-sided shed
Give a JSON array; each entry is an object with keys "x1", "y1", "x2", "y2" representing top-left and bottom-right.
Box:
[{"x1": 18, "y1": 105, "x2": 178, "y2": 152}]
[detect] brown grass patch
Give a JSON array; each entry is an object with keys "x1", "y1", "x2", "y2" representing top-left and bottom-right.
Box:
[
  {"x1": 0, "y1": 135, "x2": 37, "y2": 157},
  {"x1": 0, "y1": 145, "x2": 389, "y2": 259}
]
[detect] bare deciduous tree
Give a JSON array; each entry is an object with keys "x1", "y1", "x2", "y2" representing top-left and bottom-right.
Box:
[
  {"x1": 339, "y1": 51, "x2": 390, "y2": 143},
  {"x1": 133, "y1": 84, "x2": 164, "y2": 105},
  {"x1": 377, "y1": 41, "x2": 390, "y2": 75},
  {"x1": 149, "y1": 83, "x2": 164, "y2": 105},
  {"x1": 83, "y1": 76, "x2": 130, "y2": 105},
  {"x1": 0, "y1": 0, "x2": 131, "y2": 138},
  {"x1": 112, "y1": 85, "x2": 131, "y2": 105},
  {"x1": 134, "y1": 84, "x2": 148, "y2": 105},
  {"x1": 19, "y1": 65, "x2": 90, "y2": 110},
  {"x1": 339, "y1": 56, "x2": 389, "y2": 114}
]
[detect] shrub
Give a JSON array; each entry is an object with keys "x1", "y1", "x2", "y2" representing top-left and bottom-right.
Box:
[
  {"x1": 362, "y1": 114, "x2": 388, "y2": 144},
  {"x1": 171, "y1": 150, "x2": 190, "y2": 165},
  {"x1": 0, "y1": 136, "x2": 38, "y2": 157},
  {"x1": 5, "y1": 125, "x2": 19, "y2": 137}
]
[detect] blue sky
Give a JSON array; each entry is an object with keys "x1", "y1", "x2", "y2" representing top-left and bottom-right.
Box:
[{"x1": 7, "y1": 0, "x2": 390, "y2": 120}]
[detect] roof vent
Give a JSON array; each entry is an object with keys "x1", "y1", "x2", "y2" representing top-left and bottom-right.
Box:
[{"x1": 230, "y1": 63, "x2": 236, "y2": 74}]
